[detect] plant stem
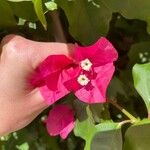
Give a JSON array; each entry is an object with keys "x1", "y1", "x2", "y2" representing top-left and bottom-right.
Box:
[
  {"x1": 87, "y1": 105, "x2": 95, "y2": 123},
  {"x1": 118, "y1": 120, "x2": 132, "y2": 126},
  {"x1": 109, "y1": 99, "x2": 138, "y2": 123},
  {"x1": 49, "y1": 10, "x2": 67, "y2": 42}
]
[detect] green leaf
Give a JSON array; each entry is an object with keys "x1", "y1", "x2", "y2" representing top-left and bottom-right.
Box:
[
  {"x1": 107, "y1": 77, "x2": 128, "y2": 99},
  {"x1": 33, "y1": 0, "x2": 47, "y2": 29},
  {"x1": 55, "y1": 0, "x2": 150, "y2": 44},
  {"x1": 7, "y1": 0, "x2": 31, "y2": 2},
  {"x1": 91, "y1": 122, "x2": 122, "y2": 150},
  {"x1": 74, "y1": 118, "x2": 97, "y2": 150},
  {"x1": 74, "y1": 117, "x2": 120, "y2": 150},
  {"x1": 91, "y1": 128, "x2": 122, "y2": 150},
  {"x1": 8, "y1": 1, "x2": 37, "y2": 22},
  {"x1": 133, "y1": 63, "x2": 150, "y2": 112},
  {"x1": 123, "y1": 119, "x2": 150, "y2": 150},
  {"x1": 45, "y1": 1, "x2": 57, "y2": 11},
  {"x1": 55, "y1": 0, "x2": 112, "y2": 45},
  {"x1": 16, "y1": 142, "x2": 29, "y2": 150},
  {"x1": 118, "y1": 0, "x2": 150, "y2": 35},
  {"x1": 95, "y1": 121, "x2": 120, "y2": 132},
  {"x1": 128, "y1": 42, "x2": 150, "y2": 68},
  {"x1": 0, "y1": 0, "x2": 16, "y2": 29}
]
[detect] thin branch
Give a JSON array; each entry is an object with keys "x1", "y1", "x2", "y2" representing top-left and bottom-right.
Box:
[
  {"x1": 108, "y1": 99, "x2": 138, "y2": 123},
  {"x1": 49, "y1": 10, "x2": 67, "y2": 42}
]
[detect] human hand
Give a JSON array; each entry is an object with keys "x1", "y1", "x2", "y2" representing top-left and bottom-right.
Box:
[{"x1": 0, "y1": 35, "x2": 74, "y2": 136}]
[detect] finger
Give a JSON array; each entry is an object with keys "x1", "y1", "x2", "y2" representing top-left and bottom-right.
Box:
[{"x1": 1, "y1": 34, "x2": 75, "y2": 69}]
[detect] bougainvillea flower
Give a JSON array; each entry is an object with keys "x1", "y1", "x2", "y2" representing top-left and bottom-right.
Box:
[
  {"x1": 46, "y1": 105, "x2": 75, "y2": 139},
  {"x1": 34, "y1": 37, "x2": 118, "y2": 104},
  {"x1": 33, "y1": 55, "x2": 74, "y2": 105}
]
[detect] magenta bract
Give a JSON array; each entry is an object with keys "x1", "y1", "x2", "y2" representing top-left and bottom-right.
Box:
[
  {"x1": 34, "y1": 37, "x2": 118, "y2": 104},
  {"x1": 46, "y1": 105, "x2": 75, "y2": 139}
]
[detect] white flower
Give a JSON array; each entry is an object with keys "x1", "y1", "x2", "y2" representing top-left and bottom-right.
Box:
[
  {"x1": 77, "y1": 74, "x2": 90, "y2": 86},
  {"x1": 80, "y1": 58, "x2": 92, "y2": 71}
]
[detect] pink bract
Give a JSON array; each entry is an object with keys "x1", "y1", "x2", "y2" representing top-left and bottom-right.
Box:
[
  {"x1": 46, "y1": 105, "x2": 75, "y2": 139},
  {"x1": 74, "y1": 37, "x2": 118, "y2": 66},
  {"x1": 74, "y1": 63, "x2": 115, "y2": 103},
  {"x1": 34, "y1": 37, "x2": 118, "y2": 104}
]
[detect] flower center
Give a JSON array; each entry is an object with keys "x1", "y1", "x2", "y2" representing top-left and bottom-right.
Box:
[
  {"x1": 77, "y1": 74, "x2": 90, "y2": 86},
  {"x1": 80, "y1": 58, "x2": 92, "y2": 71}
]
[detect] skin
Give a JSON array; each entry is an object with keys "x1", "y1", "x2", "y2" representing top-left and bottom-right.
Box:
[{"x1": 0, "y1": 34, "x2": 74, "y2": 136}]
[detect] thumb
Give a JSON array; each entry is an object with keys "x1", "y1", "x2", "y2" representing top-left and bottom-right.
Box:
[{"x1": 1, "y1": 34, "x2": 75, "y2": 108}]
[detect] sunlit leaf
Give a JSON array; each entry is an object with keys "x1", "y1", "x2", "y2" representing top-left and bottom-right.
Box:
[
  {"x1": 74, "y1": 117, "x2": 120, "y2": 150},
  {"x1": 133, "y1": 63, "x2": 150, "y2": 112},
  {"x1": 7, "y1": 0, "x2": 31, "y2": 1},
  {"x1": 16, "y1": 142, "x2": 29, "y2": 150},
  {"x1": 32, "y1": 0, "x2": 47, "y2": 29}
]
